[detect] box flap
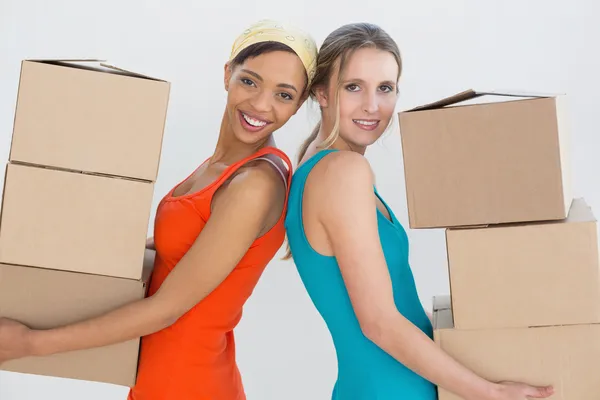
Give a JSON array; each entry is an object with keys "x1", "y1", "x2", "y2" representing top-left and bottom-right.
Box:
[
  {"x1": 433, "y1": 308, "x2": 454, "y2": 330},
  {"x1": 100, "y1": 63, "x2": 167, "y2": 82},
  {"x1": 433, "y1": 294, "x2": 451, "y2": 311},
  {"x1": 432, "y1": 295, "x2": 453, "y2": 331},
  {"x1": 566, "y1": 198, "x2": 596, "y2": 223},
  {"x1": 24, "y1": 59, "x2": 167, "y2": 82},
  {"x1": 432, "y1": 295, "x2": 453, "y2": 330},
  {"x1": 445, "y1": 198, "x2": 595, "y2": 233},
  {"x1": 27, "y1": 58, "x2": 106, "y2": 62},
  {"x1": 404, "y1": 89, "x2": 561, "y2": 112}
]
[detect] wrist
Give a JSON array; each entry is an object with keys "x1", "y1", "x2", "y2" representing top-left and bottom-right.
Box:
[
  {"x1": 482, "y1": 382, "x2": 502, "y2": 400},
  {"x1": 28, "y1": 329, "x2": 53, "y2": 357},
  {"x1": 464, "y1": 380, "x2": 500, "y2": 400}
]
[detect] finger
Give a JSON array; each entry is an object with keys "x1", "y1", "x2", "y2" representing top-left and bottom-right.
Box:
[{"x1": 526, "y1": 385, "x2": 554, "y2": 398}]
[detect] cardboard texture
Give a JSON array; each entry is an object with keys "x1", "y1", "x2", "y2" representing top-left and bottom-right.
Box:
[
  {"x1": 0, "y1": 162, "x2": 154, "y2": 280},
  {"x1": 446, "y1": 198, "x2": 600, "y2": 329},
  {"x1": 9, "y1": 60, "x2": 170, "y2": 181},
  {"x1": 0, "y1": 249, "x2": 154, "y2": 386},
  {"x1": 398, "y1": 89, "x2": 572, "y2": 228},
  {"x1": 432, "y1": 296, "x2": 600, "y2": 400}
]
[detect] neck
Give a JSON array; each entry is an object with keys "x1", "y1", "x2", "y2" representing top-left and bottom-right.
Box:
[{"x1": 210, "y1": 109, "x2": 275, "y2": 165}]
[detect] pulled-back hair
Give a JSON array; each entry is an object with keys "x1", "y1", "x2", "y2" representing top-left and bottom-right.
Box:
[
  {"x1": 296, "y1": 23, "x2": 402, "y2": 164},
  {"x1": 283, "y1": 23, "x2": 402, "y2": 261}
]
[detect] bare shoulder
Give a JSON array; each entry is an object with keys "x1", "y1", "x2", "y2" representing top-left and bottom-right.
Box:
[
  {"x1": 209, "y1": 157, "x2": 287, "y2": 236},
  {"x1": 224, "y1": 163, "x2": 285, "y2": 206},
  {"x1": 309, "y1": 151, "x2": 375, "y2": 200}
]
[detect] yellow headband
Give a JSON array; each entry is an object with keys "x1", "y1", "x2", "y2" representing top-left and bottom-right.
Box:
[{"x1": 229, "y1": 19, "x2": 318, "y2": 85}]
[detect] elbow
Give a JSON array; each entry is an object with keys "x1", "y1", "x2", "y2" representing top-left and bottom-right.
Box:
[
  {"x1": 156, "y1": 305, "x2": 184, "y2": 331},
  {"x1": 359, "y1": 315, "x2": 388, "y2": 346},
  {"x1": 158, "y1": 314, "x2": 179, "y2": 330},
  {"x1": 146, "y1": 295, "x2": 182, "y2": 332}
]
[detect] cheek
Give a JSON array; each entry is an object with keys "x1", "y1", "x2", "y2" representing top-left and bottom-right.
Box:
[
  {"x1": 338, "y1": 93, "x2": 361, "y2": 117},
  {"x1": 379, "y1": 97, "x2": 397, "y2": 120},
  {"x1": 272, "y1": 104, "x2": 296, "y2": 125},
  {"x1": 226, "y1": 85, "x2": 246, "y2": 107}
]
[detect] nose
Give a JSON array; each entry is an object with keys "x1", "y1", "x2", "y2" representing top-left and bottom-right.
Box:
[
  {"x1": 249, "y1": 89, "x2": 273, "y2": 113},
  {"x1": 362, "y1": 91, "x2": 378, "y2": 114}
]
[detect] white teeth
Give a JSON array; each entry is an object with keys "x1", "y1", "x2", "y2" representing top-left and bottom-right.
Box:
[
  {"x1": 242, "y1": 113, "x2": 267, "y2": 127},
  {"x1": 353, "y1": 119, "x2": 378, "y2": 126}
]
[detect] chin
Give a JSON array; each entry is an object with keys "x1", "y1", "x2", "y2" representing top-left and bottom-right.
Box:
[
  {"x1": 233, "y1": 128, "x2": 273, "y2": 145},
  {"x1": 340, "y1": 123, "x2": 381, "y2": 146},
  {"x1": 349, "y1": 133, "x2": 383, "y2": 149}
]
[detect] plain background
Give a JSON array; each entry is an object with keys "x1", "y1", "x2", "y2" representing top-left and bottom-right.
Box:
[{"x1": 1, "y1": 0, "x2": 599, "y2": 399}]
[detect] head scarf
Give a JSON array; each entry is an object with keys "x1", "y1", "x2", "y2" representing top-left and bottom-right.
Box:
[{"x1": 229, "y1": 19, "x2": 318, "y2": 84}]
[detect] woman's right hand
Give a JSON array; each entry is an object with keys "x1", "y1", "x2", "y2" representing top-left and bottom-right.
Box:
[
  {"x1": 308, "y1": 152, "x2": 555, "y2": 400},
  {"x1": 488, "y1": 381, "x2": 554, "y2": 400}
]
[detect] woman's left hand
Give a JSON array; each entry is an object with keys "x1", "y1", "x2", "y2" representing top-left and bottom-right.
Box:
[
  {"x1": 0, "y1": 317, "x2": 33, "y2": 364},
  {"x1": 0, "y1": 166, "x2": 284, "y2": 360}
]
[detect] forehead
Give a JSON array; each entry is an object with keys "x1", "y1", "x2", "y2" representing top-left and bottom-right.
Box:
[
  {"x1": 240, "y1": 51, "x2": 306, "y2": 86},
  {"x1": 342, "y1": 47, "x2": 398, "y2": 81}
]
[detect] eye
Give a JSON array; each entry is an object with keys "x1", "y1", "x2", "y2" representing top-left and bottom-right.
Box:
[
  {"x1": 379, "y1": 85, "x2": 394, "y2": 93},
  {"x1": 241, "y1": 78, "x2": 256, "y2": 87},
  {"x1": 278, "y1": 92, "x2": 294, "y2": 101},
  {"x1": 345, "y1": 84, "x2": 360, "y2": 92}
]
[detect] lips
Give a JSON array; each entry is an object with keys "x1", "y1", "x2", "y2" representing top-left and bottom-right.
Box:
[
  {"x1": 238, "y1": 110, "x2": 272, "y2": 133},
  {"x1": 353, "y1": 119, "x2": 380, "y2": 131}
]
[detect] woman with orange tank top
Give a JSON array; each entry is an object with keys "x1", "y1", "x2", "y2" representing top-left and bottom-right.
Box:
[{"x1": 0, "y1": 19, "x2": 317, "y2": 400}]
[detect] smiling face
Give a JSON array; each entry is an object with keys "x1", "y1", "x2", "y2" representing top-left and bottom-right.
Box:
[
  {"x1": 223, "y1": 50, "x2": 308, "y2": 145},
  {"x1": 318, "y1": 47, "x2": 399, "y2": 150}
]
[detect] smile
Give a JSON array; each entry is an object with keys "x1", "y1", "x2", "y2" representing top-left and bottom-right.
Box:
[
  {"x1": 353, "y1": 119, "x2": 378, "y2": 126},
  {"x1": 353, "y1": 119, "x2": 380, "y2": 130},
  {"x1": 242, "y1": 112, "x2": 268, "y2": 127}
]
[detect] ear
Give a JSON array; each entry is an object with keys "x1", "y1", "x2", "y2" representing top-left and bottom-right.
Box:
[
  {"x1": 224, "y1": 62, "x2": 233, "y2": 91},
  {"x1": 313, "y1": 85, "x2": 329, "y2": 108}
]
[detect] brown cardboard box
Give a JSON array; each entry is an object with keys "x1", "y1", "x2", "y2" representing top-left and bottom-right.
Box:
[
  {"x1": 0, "y1": 162, "x2": 154, "y2": 280},
  {"x1": 0, "y1": 249, "x2": 154, "y2": 386},
  {"x1": 446, "y1": 197, "x2": 600, "y2": 330},
  {"x1": 9, "y1": 59, "x2": 170, "y2": 182},
  {"x1": 433, "y1": 295, "x2": 600, "y2": 400},
  {"x1": 398, "y1": 89, "x2": 572, "y2": 228}
]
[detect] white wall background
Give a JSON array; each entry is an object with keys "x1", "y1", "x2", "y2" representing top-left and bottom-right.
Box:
[{"x1": 1, "y1": 0, "x2": 599, "y2": 399}]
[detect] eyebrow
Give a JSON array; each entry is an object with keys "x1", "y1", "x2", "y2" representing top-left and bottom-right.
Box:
[
  {"x1": 241, "y1": 69, "x2": 298, "y2": 93},
  {"x1": 342, "y1": 78, "x2": 396, "y2": 86}
]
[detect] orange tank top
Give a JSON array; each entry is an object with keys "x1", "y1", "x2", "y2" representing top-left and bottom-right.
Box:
[{"x1": 128, "y1": 147, "x2": 292, "y2": 400}]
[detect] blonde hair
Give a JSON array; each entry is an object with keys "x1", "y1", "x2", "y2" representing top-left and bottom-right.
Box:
[
  {"x1": 295, "y1": 22, "x2": 402, "y2": 164},
  {"x1": 283, "y1": 22, "x2": 403, "y2": 260}
]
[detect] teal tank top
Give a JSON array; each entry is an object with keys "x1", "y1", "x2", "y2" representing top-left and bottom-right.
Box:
[{"x1": 285, "y1": 149, "x2": 437, "y2": 399}]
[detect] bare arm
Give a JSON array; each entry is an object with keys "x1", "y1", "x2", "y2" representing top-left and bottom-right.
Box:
[
  {"x1": 314, "y1": 152, "x2": 552, "y2": 400},
  {"x1": 26, "y1": 168, "x2": 281, "y2": 357}
]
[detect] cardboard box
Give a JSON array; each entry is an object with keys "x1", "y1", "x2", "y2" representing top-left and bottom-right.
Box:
[
  {"x1": 398, "y1": 89, "x2": 572, "y2": 228},
  {"x1": 9, "y1": 59, "x2": 170, "y2": 182},
  {"x1": 0, "y1": 249, "x2": 154, "y2": 386},
  {"x1": 433, "y1": 295, "x2": 600, "y2": 400},
  {"x1": 446, "y1": 197, "x2": 600, "y2": 329},
  {"x1": 0, "y1": 163, "x2": 154, "y2": 280}
]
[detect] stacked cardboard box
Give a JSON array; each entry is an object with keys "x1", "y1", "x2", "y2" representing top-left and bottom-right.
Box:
[
  {"x1": 398, "y1": 90, "x2": 600, "y2": 399},
  {"x1": 0, "y1": 60, "x2": 170, "y2": 386}
]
